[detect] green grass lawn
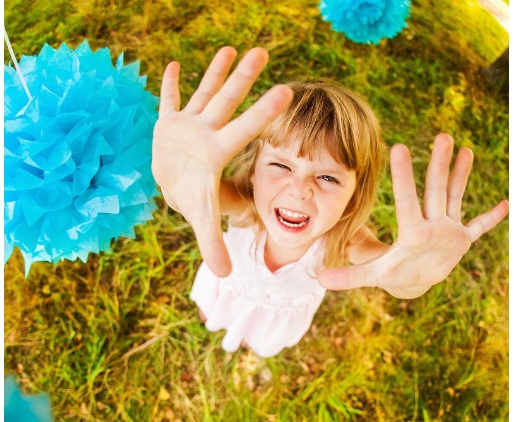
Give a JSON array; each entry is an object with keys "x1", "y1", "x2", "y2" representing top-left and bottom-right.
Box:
[{"x1": 4, "y1": 0, "x2": 509, "y2": 420}]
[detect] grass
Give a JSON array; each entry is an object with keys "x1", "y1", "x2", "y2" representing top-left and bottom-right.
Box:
[{"x1": 4, "y1": 0, "x2": 509, "y2": 420}]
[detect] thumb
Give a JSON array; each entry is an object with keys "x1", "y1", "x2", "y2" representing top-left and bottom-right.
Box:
[
  {"x1": 318, "y1": 264, "x2": 379, "y2": 291},
  {"x1": 193, "y1": 218, "x2": 232, "y2": 277},
  {"x1": 220, "y1": 84, "x2": 294, "y2": 158}
]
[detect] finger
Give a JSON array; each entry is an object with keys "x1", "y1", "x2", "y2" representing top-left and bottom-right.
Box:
[
  {"x1": 390, "y1": 144, "x2": 423, "y2": 226},
  {"x1": 193, "y1": 217, "x2": 233, "y2": 277},
  {"x1": 447, "y1": 147, "x2": 473, "y2": 220},
  {"x1": 185, "y1": 46, "x2": 238, "y2": 114},
  {"x1": 219, "y1": 84, "x2": 294, "y2": 158},
  {"x1": 201, "y1": 47, "x2": 270, "y2": 128},
  {"x1": 317, "y1": 264, "x2": 379, "y2": 290},
  {"x1": 159, "y1": 61, "x2": 181, "y2": 116},
  {"x1": 423, "y1": 133, "x2": 454, "y2": 218},
  {"x1": 466, "y1": 199, "x2": 509, "y2": 242}
]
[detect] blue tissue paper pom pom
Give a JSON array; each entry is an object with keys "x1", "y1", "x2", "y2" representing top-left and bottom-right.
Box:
[
  {"x1": 319, "y1": 0, "x2": 411, "y2": 45},
  {"x1": 4, "y1": 40, "x2": 159, "y2": 272},
  {"x1": 4, "y1": 374, "x2": 54, "y2": 422}
]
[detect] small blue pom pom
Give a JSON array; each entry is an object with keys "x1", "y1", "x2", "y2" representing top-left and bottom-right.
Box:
[
  {"x1": 319, "y1": 0, "x2": 411, "y2": 45},
  {"x1": 4, "y1": 375, "x2": 54, "y2": 422},
  {"x1": 4, "y1": 40, "x2": 160, "y2": 273}
]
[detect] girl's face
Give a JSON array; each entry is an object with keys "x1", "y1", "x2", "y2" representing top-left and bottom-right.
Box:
[{"x1": 251, "y1": 140, "x2": 357, "y2": 266}]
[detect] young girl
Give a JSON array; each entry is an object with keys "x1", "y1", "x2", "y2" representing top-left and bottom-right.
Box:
[
  {"x1": 189, "y1": 80, "x2": 384, "y2": 357},
  {"x1": 152, "y1": 47, "x2": 509, "y2": 358}
]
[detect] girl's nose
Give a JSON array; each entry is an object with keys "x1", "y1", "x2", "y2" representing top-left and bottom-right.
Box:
[{"x1": 287, "y1": 175, "x2": 313, "y2": 200}]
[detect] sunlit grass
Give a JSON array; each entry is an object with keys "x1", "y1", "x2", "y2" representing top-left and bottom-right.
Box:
[{"x1": 4, "y1": 0, "x2": 508, "y2": 420}]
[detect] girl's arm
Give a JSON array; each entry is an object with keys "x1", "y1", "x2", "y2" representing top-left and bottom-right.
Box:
[{"x1": 219, "y1": 179, "x2": 247, "y2": 220}]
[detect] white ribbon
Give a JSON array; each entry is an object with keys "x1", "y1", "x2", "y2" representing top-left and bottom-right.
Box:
[{"x1": 4, "y1": 28, "x2": 33, "y2": 101}]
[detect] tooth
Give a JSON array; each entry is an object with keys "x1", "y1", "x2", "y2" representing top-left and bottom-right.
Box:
[
  {"x1": 278, "y1": 215, "x2": 308, "y2": 228},
  {"x1": 280, "y1": 208, "x2": 308, "y2": 218}
]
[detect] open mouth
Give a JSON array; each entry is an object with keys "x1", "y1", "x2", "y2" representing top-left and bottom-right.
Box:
[{"x1": 275, "y1": 208, "x2": 310, "y2": 229}]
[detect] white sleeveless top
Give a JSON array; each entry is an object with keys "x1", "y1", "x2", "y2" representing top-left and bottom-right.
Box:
[{"x1": 190, "y1": 225, "x2": 326, "y2": 358}]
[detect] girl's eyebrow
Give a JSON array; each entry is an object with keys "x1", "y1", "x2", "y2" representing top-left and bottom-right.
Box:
[
  {"x1": 262, "y1": 151, "x2": 292, "y2": 163},
  {"x1": 319, "y1": 166, "x2": 351, "y2": 176}
]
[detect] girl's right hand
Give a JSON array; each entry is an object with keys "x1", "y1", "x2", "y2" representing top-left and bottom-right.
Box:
[{"x1": 152, "y1": 47, "x2": 293, "y2": 277}]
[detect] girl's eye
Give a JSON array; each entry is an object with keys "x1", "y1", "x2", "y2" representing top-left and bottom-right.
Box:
[
  {"x1": 318, "y1": 175, "x2": 340, "y2": 184},
  {"x1": 270, "y1": 162, "x2": 290, "y2": 171}
]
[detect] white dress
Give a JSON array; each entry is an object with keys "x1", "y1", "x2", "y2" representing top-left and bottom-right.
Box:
[{"x1": 190, "y1": 224, "x2": 326, "y2": 358}]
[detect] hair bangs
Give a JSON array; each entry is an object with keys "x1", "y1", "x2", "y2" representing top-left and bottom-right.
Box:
[{"x1": 259, "y1": 83, "x2": 360, "y2": 171}]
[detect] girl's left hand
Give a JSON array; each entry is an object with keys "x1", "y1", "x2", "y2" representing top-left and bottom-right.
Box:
[{"x1": 318, "y1": 133, "x2": 509, "y2": 299}]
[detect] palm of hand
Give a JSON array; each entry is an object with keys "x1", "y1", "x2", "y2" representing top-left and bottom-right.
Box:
[
  {"x1": 153, "y1": 113, "x2": 226, "y2": 215},
  {"x1": 377, "y1": 217, "x2": 473, "y2": 298}
]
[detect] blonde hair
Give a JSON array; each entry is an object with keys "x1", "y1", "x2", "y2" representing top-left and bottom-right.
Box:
[{"x1": 228, "y1": 81, "x2": 386, "y2": 268}]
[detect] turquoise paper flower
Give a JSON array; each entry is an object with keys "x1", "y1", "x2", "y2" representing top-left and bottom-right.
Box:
[
  {"x1": 4, "y1": 41, "x2": 159, "y2": 273},
  {"x1": 4, "y1": 375, "x2": 54, "y2": 422},
  {"x1": 319, "y1": 0, "x2": 411, "y2": 45}
]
